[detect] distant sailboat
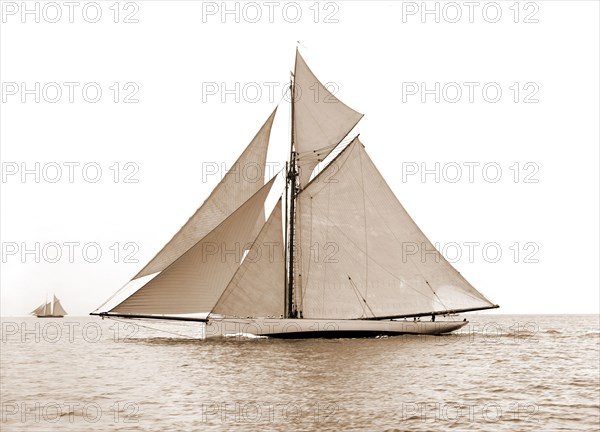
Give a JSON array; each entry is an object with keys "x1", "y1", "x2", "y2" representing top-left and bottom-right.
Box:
[
  {"x1": 31, "y1": 295, "x2": 67, "y2": 318},
  {"x1": 92, "y1": 49, "x2": 498, "y2": 338}
]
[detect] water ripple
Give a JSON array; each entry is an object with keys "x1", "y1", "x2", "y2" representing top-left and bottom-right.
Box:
[{"x1": 1, "y1": 314, "x2": 598, "y2": 431}]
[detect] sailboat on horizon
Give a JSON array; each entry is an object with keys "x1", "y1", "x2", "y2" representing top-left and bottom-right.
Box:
[
  {"x1": 91, "y1": 49, "x2": 498, "y2": 338},
  {"x1": 31, "y1": 295, "x2": 67, "y2": 318}
]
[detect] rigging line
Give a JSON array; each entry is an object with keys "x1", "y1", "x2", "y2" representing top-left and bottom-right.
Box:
[
  {"x1": 320, "y1": 163, "x2": 335, "y2": 311},
  {"x1": 297, "y1": 197, "x2": 309, "y2": 313},
  {"x1": 296, "y1": 142, "x2": 337, "y2": 156},
  {"x1": 300, "y1": 137, "x2": 353, "y2": 171},
  {"x1": 284, "y1": 162, "x2": 289, "y2": 316},
  {"x1": 296, "y1": 191, "x2": 313, "y2": 311},
  {"x1": 108, "y1": 317, "x2": 198, "y2": 340},
  {"x1": 358, "y1": 141, "x2": 369, "y2": 300},
  {"x1": 298, "y1": 172, "x2": 323, "y2": 313},
  {"x1": 296, "y1": 143, "x2": 338, "y2": 164},
  {"x1": 298, "y1": 134, "x2": 343, "y2": 313},
  {"x1": 299, "y1": 136, "x2": 357, "y2": 193},
  {"x1": 425, "y1": 280, "x2": 448, "y2": 311},
  {"x1": 298, "y1": 193, "x2": 310, "y2": 312},
  {"x1": 314, "y1": 215, "x2": 441, "y2": 304},
  {"x1": 295, "y1": 190, "x2": 304, "y2": 314},
  {"x1": 348, "y1": 276, "x2": 367, "y2": 317},
  {"x1": 91, "y1": 277, "x2": 147, "y2": 313},
  {"x1": 347, "y1": 276, "x2": 376, "y2": 318},
  {"x1": 288, "y1": 70, "x2": 297, "y2": 318}
]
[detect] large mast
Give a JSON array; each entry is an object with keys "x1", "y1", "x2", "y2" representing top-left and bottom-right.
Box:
[
  {"x1": 286, "y1": 71, "x2": 298, "y2": 319},
  {"x1": 284, "y1": 160, "x2": 289, "y2": 316}
]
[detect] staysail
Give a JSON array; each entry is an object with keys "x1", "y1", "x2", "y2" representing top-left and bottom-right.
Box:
[
  {"x1": 133, "y1": 108, "x2": 278, "y2": 279},
  {"x1": 297, "y1": 137, "x2": 496, "y2": 319},
  {"x1": 110, "y1": 177, "x2": 277, "y2": 315},
  {"x1": 293, "y1": 50, "x2": 363, "y2": 187},
  {"x1": 212, "y1": 199, "x2": 285, "y2": 318}
]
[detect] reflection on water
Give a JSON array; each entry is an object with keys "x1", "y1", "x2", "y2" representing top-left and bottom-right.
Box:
[{"x1": 1, "y1": 315, "x2": 598, "y2": 431}]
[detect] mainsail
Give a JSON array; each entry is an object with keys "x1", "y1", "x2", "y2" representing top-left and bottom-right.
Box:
[
  {"x1": 296, "y1": 138, "x2": 496, "y2": 319},
  {"x1": 133, "y1": 108, "x2": 278, "y2": 280},
  {"x1": 293, "y1": 50, "x2": 363, "y2": 187}
]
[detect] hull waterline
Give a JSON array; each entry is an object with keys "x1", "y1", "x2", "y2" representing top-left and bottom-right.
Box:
[{"x1": 205, "y1": 317, "x2": 468, "y2": 339}]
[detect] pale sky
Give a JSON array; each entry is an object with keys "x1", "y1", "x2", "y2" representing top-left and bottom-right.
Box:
[{"x1": 1, "y1": 1, "x2": 598, "y2": 316}]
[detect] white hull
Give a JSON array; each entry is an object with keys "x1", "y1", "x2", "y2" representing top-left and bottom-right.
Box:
[{"x1": 205, "y1": 317, "x2": 468, "y2": 338}]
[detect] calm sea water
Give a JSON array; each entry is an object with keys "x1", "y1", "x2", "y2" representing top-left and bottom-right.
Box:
[{"x1": 1, "y1": 314, "x2": 598, "y2": 431}]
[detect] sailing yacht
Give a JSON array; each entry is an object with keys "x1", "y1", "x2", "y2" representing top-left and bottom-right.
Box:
[
  {"x1": 92, "y1": 50, "x2": 498, "y2": 338},
  {"x1": 31, "y1": 295, "x2": 67, "y2": 318}
]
